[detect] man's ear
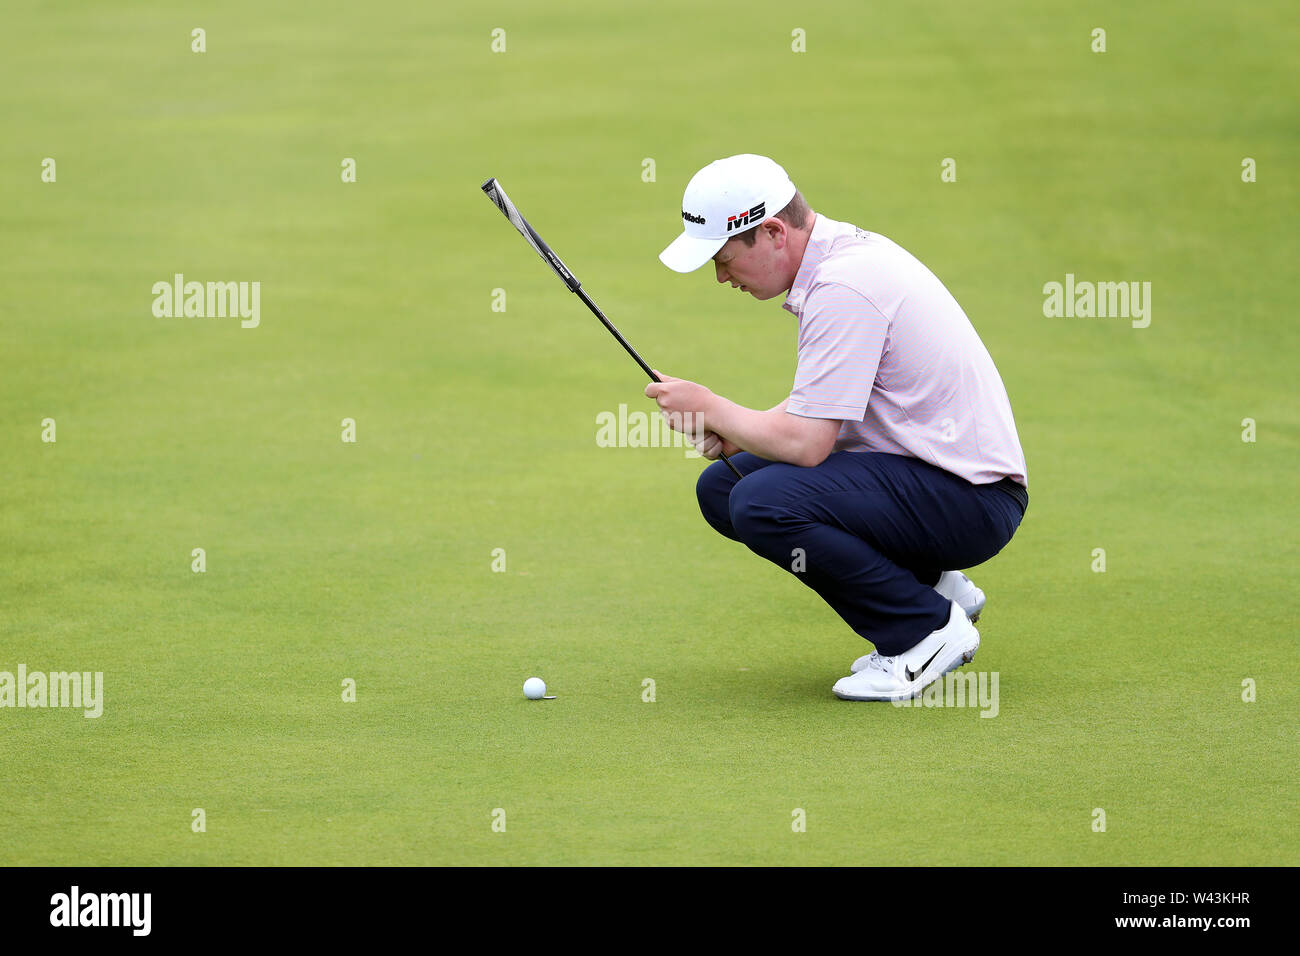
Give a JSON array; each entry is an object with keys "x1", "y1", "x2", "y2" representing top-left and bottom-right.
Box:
[{"x1": 765, "y1": 218, "x2": 786, "y2": 249}]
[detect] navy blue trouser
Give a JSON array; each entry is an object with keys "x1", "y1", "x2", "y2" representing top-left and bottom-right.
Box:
[{"x1": 696, "y1": 451, "x2": 1026, "y2": 655}]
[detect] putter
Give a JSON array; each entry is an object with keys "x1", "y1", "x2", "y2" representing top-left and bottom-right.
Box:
[{"x1": 481, "y1": 177, "x2": 744, "y2": 479}]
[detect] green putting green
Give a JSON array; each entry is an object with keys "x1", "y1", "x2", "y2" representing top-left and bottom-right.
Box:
[{"x1": 1, "y1": 0, "x2": 1295, "y2": 865}]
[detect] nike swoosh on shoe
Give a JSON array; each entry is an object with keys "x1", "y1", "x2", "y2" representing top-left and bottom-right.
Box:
[{"x1": 905, "y1": 644, "x2": 945, "y2": 683}]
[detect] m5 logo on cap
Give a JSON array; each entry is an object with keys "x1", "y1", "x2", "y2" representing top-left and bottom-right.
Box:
[
  {"x1": 726, "y1": 202, "x2": 765, "y2": 232},
  {"x1": 682, "y1": 210, "x2": 706, "y2": 224}
]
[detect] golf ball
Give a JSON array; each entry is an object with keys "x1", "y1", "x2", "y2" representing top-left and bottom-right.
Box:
[{"x1": 523, "y1": 677, "x2": 546, "y2": 700}]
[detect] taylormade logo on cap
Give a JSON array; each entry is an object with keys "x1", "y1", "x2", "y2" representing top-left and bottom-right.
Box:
[{"x1": 659, "y1": 154, "x2": 798, "y2": 273}]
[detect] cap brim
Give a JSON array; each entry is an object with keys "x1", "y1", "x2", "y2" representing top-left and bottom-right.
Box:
[{"x1": 659, "y1": 231, "x2": 727, "y2": 273}]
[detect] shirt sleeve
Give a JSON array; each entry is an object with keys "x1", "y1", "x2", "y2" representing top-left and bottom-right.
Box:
[{"x1": 787, "y1": 281, "x2": 888, "y2": 421}]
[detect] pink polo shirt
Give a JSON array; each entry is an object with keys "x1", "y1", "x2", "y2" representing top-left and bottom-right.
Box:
[{"x1": 783, "y1": 214, "x2": 1027, "y2": 487}]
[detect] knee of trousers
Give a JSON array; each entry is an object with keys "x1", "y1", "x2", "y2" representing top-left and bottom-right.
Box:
[
  {"x1": 727, "y1": 475, "x2": 792, "y2": 548},
  {"x1": 696, "y1": 460, "x2": 739, "y2": 536}
]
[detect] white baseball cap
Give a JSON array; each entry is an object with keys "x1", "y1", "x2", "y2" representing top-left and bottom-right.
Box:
[{"x1": 659, "y1": 154, "x2": 798, "y2": 273}]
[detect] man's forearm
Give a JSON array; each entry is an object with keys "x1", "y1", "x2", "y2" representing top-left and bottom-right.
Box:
[
  {"x1": 705, "y1": 395, "x2": 829, "y2": 467},
  {"x1": 708, "y1": 399, "x2": 788, "y2": 459}
]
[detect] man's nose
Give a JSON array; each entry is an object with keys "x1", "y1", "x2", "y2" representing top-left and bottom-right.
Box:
[{"x1": 715, "y1": 264, "x2": 728, "y2": 283}]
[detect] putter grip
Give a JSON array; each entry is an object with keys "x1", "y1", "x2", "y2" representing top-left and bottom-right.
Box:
[
  {"x1": 481, "y1": 178, "x2": 581, "y2": 292},
  {"x1": 481, "y1": 177, "x2": 741, "y2": 479}
]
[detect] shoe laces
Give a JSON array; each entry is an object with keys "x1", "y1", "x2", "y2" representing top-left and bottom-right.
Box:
[{"x1": 865, "y1": 652, "x2": 896, "y2": 674}]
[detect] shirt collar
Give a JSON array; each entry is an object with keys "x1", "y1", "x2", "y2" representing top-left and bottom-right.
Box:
[{"x1": 782, "y1": 213, "x2": 830, "y2": 315}]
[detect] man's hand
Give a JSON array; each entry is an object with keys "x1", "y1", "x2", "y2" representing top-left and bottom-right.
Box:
[
  {"x1": 644, "y1": 370, "x2": 715, "y2": 437},
  {"x1": 691, "y1": 431, "x2": 740, "y2": 460},
  {"x1": 646, "y1": 372, "x2": 839, "y2": 468}
]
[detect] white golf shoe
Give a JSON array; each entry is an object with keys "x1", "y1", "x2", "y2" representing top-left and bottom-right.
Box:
[
  {"x1": 936, "y1": 570, "x2": 985, "y2": 623},
  {"x1": 834, "y1": 601, "x2": 980, "y2": 701},
  {"x1": 848, "y1": 571, "x2": 984, "y2": 675}
]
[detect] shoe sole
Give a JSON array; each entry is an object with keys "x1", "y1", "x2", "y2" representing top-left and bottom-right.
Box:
[{"x1": 835, "y1": 632, "x2": 980, "y2": 702}]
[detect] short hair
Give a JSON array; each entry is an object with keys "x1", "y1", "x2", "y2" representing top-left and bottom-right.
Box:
[{"x1": 726, "y1": 190, "x2": 811, "y2": 248}]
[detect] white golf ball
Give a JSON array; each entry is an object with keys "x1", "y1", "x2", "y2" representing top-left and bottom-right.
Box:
[{"x1": 523, "y1": 677, "x2": 546, "y2": 700}]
